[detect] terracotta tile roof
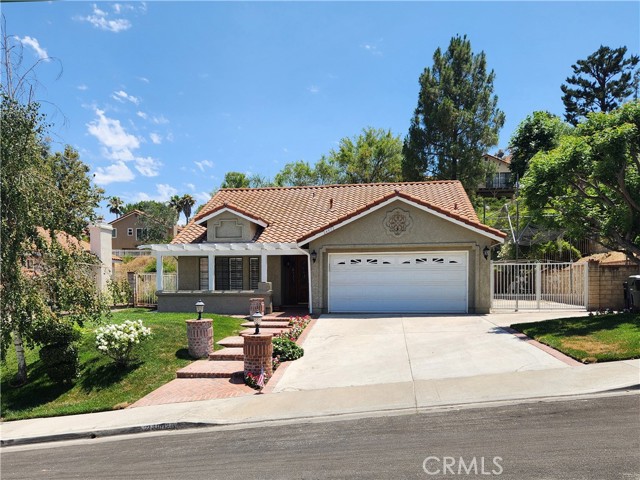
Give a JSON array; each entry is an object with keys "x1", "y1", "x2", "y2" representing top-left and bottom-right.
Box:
[{"x1": 172, "y1": 181, "x2": 505, "y2": 245}]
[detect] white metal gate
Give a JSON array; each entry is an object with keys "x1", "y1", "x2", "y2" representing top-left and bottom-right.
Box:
[
  {"x1": 135, "y1": 273, "x2": 177, "y2": 306},
  {"x1": 491, "y1": 262, "x2": 588, "y2": 311}
]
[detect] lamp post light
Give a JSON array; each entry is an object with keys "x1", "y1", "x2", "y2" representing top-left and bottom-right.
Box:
[
  {"x1": 252, "y1": 311, "x2": 263, "y2": 334},
  {"x1": 195, "y1": 300, "x2": 205, "y2": 320}
]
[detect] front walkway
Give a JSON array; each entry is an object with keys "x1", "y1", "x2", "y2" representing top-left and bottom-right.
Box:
[{"x1": 274, "y1": 312, "x2": 590, "y2": 392}]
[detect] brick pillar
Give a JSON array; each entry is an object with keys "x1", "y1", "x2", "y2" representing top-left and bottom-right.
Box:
[
  {"x1": 186, "y1": 319, "x2": 213, "y2": 358},
  {"x1": 243, "y1": 333, "x2": 273, "y2": 379},
  {"x1": 249, "y1": 297, "x2": 265, "y2": 315}
]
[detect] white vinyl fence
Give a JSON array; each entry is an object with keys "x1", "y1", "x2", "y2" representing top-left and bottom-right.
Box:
[
  {"x1": 135, "y1": 273, "x2": 177, "y2": 306},
  {"x1": 491, "y1": 262, "x2": 588, "y2": 311}
]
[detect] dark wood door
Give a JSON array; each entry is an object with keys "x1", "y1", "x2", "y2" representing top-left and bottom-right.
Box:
[{"x1": 282, "y1": 256, "x2": 309, "y2": 305}]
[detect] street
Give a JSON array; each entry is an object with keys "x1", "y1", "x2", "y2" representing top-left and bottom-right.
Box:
[{"x1": 2, "y1": 394, "x2": 639, "y2": 479}]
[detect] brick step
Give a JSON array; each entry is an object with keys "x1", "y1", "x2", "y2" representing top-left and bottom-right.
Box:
[
  {"x1": 209, "y1": 348, "x2": 244, "y2": 361},
  {"x1": 240, "y1": 321, "x2": 290, "y2": 328},
  {"x1": 176, "y1": 360, "x2": 244, "y2": 379},
  {"x1": 216, "y1": 336, "x2": 245, "y2": 348},
  {"x1": 239, "y1": 327, "x2": 289, "y2": 336}
]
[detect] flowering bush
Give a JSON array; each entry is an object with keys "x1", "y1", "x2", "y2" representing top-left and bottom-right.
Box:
[
  {"x1": 245, "y1": 371, "x2": 270, "y2": 390},
  {"x1": 277, "y1": 316, "x2": 311, "y2": 342},
  {"x1": 95, "y1": 320, "x2": 151, "y2": 368}
]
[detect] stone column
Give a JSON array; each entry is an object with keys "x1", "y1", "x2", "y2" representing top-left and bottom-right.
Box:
[
  {"x1": 243, "y1": 333, "x2": 273, "y2": 379},
  {"x1": 249, "y1": 297, "x2": 265, "y2": 315},
  {"x1": 186, "y1": 319, "x2": 213, "y2": 358}
]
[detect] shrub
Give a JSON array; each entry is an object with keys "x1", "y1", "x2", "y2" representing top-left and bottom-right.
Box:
[
  {"x1": 272, "y1": 336, "x2": 304, "y2": 362},
  {"x1": 32, "y1": 321, "x2": 81, "y2": 384},
  {"x1": 95, "y1": 320, "x2": 151, "y2": 368},
  {"x1": 277, "y1": 316, "x2": 311, "y2": 342},
  {"x1": 107, "y1": 279, "x2": 133, "y2": 305}
]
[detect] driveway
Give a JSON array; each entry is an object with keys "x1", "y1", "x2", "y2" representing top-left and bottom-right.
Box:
[{"x1": 273, "y1": 312, "x2": 590, "y2": 392}]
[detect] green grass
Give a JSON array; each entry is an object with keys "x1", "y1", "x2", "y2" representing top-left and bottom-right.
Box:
[
  {"x1": 512, "y1": 313, "x2": 640, "y2": 363},
  {"x1": 1, "y1": 309, "x2": 244, "y2": 421}
]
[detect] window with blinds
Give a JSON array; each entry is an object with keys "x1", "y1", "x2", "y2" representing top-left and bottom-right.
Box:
[
  {"x1": 249, "y1": 258, "x2": 259, "y2": 290},
  {"x1": 215, "y1": 257, "x2": 243, "y2": 290}
]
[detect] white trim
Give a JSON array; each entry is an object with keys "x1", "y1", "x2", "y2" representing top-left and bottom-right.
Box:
[
  {"x1": 156, "y1": 255, "x2": 163, "y2": 291},
  {"x1": 140, "y1": 242, "x2": 301, "y2": 256},
  {"x1": 299, "y1": 196, "x2": 505, "y2": 245},
  {"x1": 195, "y1": 207, "x2": 268, "y2": 228}
]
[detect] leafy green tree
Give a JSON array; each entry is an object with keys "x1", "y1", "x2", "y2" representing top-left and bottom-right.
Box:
[
  {"x1": 1, "y1": 95, "x2": 106, "y2": 385},
  {"x1": 108, "y1": 196, "x2": 124, "y2": 218},
  {"x1": 561, "y1": 45, "x2": 639, "y2": 125},
  {"x1": 123, "y1": 200, "x2": 178, "y2": 243},
  {"x1": 220, "y1": 171, "x2": 251, "y2": 189},
  {"x1": 402, "y1": 35, "x2": 505, "y2": 193},
  {"x1": 508, "y1": 111, "x2": 572, "y2": 178},
  {"x1": 274, "y1": 160, "x2": 331, "y2": 186},
  {"x1": 522, "y1": 101, "x2": 640, "y2": 264},
  {"x1": 326, "y1": 127, "x2": 403, "y2": 184}
]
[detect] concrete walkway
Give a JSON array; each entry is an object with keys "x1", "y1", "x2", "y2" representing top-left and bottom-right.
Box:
[{"x1": 274, "y1": 312, "x2": 587, "y2": 392}]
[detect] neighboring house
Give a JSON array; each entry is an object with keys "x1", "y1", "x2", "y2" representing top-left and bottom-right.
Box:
[
  {"x1": 143, "y1": 181, "x2": 506, "y2": 315},
  {"x1": 478, "y1": 153, "x2": 515, "y2": 198},
  {"x1": 110, "y1": 209, "x2": 177, "y2": 252}
]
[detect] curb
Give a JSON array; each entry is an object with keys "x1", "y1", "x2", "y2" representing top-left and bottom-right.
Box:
[
  {"x1": 3, "y1": 387, "x2": 638, "y2": 448},
  {"x1": 0, "y1": 422, "x2": 215, "y2": 448}
]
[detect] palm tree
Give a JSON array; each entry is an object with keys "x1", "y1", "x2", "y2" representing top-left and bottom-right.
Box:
[
  {"x1": 108, "y1": 196, "x2": 124, "y2": 218},
  {"x1": 168, "y1": 195, "x2": 182, "y2": 221},
  {"x1": 180, "y1": 194, "x2": 196, "y2": 224}
]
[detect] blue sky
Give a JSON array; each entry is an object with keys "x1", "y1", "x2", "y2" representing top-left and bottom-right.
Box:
[{"x1": 3, "y1": 1, "x2": 639, "y2": 222}]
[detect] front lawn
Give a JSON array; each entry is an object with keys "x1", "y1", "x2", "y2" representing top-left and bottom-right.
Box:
[
  {"x1": 1, "y1": 309, "x2": 244, "y2": 421},
  {"x1": 512, "y1": 313, "x2": 640, "y2": 363}
]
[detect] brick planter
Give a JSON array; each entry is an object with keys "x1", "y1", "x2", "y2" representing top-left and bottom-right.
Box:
[
  {"x1": 186, "y1": 319, "x2": 213, "y2": 359},
  {"x1": 242, "y1": 333, "x2": 273, "y2": 379}
]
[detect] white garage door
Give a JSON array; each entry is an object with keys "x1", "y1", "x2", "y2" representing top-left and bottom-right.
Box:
[{"x1": 328, "y1": 252, "x2": 468, "y2": 313}]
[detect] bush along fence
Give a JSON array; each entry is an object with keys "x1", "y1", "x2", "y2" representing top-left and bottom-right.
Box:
[{"x1": 244, "y1": 315, "x2": 311, "y2": 390}]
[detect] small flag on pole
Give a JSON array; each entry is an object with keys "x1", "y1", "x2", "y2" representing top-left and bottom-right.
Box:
[{"x1": 256, "y1": 366, "x2": 265, "y2": 390}]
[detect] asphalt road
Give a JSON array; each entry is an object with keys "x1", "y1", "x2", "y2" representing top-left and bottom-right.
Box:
[{"x1": 3, "y1": 394, "x2": 639, "y2": 479}]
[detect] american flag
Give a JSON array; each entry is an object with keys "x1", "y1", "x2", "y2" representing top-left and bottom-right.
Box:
[{"x1": 256, "y1": 366, "x2": 265, "y2": 389}]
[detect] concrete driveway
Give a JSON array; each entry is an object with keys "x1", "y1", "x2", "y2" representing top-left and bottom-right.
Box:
[{"x1": 273, "y1": 312, "x2": 589, "y2": 392}]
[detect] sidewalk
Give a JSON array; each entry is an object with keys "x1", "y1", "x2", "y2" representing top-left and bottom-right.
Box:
[{"x1": 2, "y1": 359, "x2": 638, "y2": 447}]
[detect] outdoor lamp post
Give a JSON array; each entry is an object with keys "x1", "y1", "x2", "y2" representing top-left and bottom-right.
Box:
[
  {"x1": 252, "y1": 311, "x2": 263, "y2": 334},
  {"x1": 195, "y1": 300, "x2": 205, "y2": 320}
]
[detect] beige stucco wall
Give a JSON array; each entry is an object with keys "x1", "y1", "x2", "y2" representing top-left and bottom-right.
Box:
[
  {"x1": 110, "y1": 214, "x2": 142, "y2": 250},
  {"x1": 178, "y1": 256, "x2": 200, "y2": 290},
  {"x1": 268, "y1": 256, "x2": 283, "y2": 307},
  {"x1": 206, "y1": 213, "x2": 259, "y2": 243},
  {"x1": 307, "y1": 200, "x2": 496, "y2": 313}
]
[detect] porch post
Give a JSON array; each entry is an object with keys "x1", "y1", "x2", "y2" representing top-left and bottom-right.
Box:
[
  {"x1": 156, "y1": 254, "x2": 163, "y2": 291},
  {"x1": 260, "y1": 251, "x2": 268, "y2": 283},
  {"x1": 208, "y1": 254, "x2": 215, "y2": 291},
  {"x1": 306, "y1": 251, "x2": 313, "y2": 315}
]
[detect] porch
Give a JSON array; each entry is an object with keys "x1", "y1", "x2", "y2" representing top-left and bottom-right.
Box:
[{"x1": 144, "y1": 242, "x2": 312, "y2": 315}]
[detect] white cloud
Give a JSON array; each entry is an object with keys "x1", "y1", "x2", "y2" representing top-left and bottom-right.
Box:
[
  {"x1": 166, "y1": 132, "x2": 174, "y2": 142},
  {"x1": 195, "y1": 192, "x2": 212, "y2": 204},
  {"x1": 137, "y1": 76, "x2": 150, "y2": 83},
  {"x1": 87, "y1": 108, "x2": 140, "y2": 161},
  {"x1": 195, "y1": 159, "x2": 214, "y2": 172},
  {"x1": 15, "y1": 36, "x2": 49, "y2": 61},
  {"x1": 361, "y1": 42, "x2": 383, "y2": 56},
  {"x1": 185, "y1": 183, "x2": 196, "y2": 191},
  {"x1": 307, "y1": 85, "x2": 320, "y2": 94},
  {"x1": 75, "y1": 4, "x2": 132, "y2": 33},
  {"x1": 149, "y1": 133, "x2": 162, "y2": 145},
  {"x1": 77, "y1": 84, "x2": 89, "y2": 91},
  {"x1": 136, "y1": 111, "x2": 148, "y2": 120},
  {"x1": 93, "y1": 162, "x2": 134, "y2": 185},
  {"x1": 135, "y1": 157, "x2": 161, "y2": 177},
  {"x1": 151, "y1": 114, "x2": 169, "y2": 125},
  {"x1": 111, "y1": 90, "x2": 140, "y2": 105}
]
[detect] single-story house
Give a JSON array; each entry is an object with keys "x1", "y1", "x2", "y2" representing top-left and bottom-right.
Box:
[{"x1": 142, "y1": 181, "x2": 506, "y2": 314}]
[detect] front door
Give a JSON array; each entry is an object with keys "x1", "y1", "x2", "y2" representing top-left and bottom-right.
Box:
[{"x1": 282, "y1": 255, "x2": 309, "y2": 305}]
